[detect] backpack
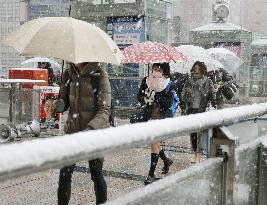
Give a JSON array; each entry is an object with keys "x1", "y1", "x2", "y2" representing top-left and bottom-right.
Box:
[
  {"x1": 208, "y1": 69, "x2": 239, "y2": 101},
  {"x1": 221, "y1": 82, "x2": 239, "y2": 100},
  {"x1": 90, "y1": 73, "x2": 115, "y2": 126},
  {"x1": 165, "y1": 80, "x2": 180, "y2": 117}
]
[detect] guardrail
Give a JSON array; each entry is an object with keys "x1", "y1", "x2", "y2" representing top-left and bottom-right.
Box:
[{"x1": 1, "y1": 103, "x2": 267, "y2": 204}]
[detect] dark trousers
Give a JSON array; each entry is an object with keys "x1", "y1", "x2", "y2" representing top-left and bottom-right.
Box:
[
  {"x1": 190, "y1": 132, "x2": 198, "y2": 152},
  {"x1": 188, "y1": 108, "x2": 202, "y2": 153},
  {"x1": 57, "y1": 158, "x2": 107, "y2": 205}
]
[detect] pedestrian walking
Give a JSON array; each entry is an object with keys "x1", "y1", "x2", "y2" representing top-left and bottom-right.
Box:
[
  {"x1": 54, "y1": 62, "x2": 111, "y2": 205},
  {"x1": 181, "y1": 61, "x2": 215, "y2": 163},
  {"x1": 38, "y1": 62, "x2": 55, "y2": 86},
  {"x1": 137, "y1": 63, "x2": 179, "y2": 185},
  {"x1": 208, "y1": 67, "x2": 236, "y2": 109}
]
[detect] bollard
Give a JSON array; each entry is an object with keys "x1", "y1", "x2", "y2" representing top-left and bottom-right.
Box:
[
  {"x1": 257, "y1": 143, "x2": 267, "y2": 205},
  {"x1": 210, "y1": 127, "x2": 238, "y2": 205}
]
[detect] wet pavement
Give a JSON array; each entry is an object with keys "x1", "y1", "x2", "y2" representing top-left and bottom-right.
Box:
[{"x1": 0, "y1": 117, "x2": 193, "y2": 205}]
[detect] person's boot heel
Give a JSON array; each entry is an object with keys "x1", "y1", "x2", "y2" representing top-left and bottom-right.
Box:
[{"x1": 161, "y1": 159, "x2": 173, "y2": 174}]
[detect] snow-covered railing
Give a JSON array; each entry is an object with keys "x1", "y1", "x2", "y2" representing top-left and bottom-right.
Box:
[
  {"x1": 106, "y1": 136, "x2": 267, "y2": 205},
  {"x1": 0, "y1": 103, "x2": 267, "y2": 182},
  {"x1": 106, "y1": 158, "x2": 224, "y2": 205},
  {"x1": 1, "y1": 103, "x2": 267, "y2": 204}
]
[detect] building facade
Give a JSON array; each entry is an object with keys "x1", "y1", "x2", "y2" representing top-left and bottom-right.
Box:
[
  {"x1": 0, "y1": 0, "x2": 28, "y2": 76},
  {"x1": 172, "y1": 0, "x2": 267, "y2": 45},
  {"x1": 71, "y1": 0, "x2": 173, "y2": 107},
  {"x1": 0, "y1": 0, "x2": 70, "y2": 76}
]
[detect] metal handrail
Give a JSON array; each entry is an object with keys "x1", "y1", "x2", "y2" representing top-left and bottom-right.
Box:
[{"x1": 0, "y1": 103, "x2": 267, "y2": 182}]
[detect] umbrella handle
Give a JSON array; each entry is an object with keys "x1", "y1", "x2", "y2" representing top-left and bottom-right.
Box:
[{"x1": 58, "y1": 60, "x2": 65, "y2": 99}]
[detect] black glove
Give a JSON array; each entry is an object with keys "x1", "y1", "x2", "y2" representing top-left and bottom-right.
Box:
[{"x1": 53, "y1": 99, "x2": 65, "y2": 113}]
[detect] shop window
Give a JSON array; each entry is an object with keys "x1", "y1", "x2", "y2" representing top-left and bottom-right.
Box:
[
  {"x1": 2, "y1": 53, "x2": 7, "y2": 58},
  {"x1": 2, "y1": 67, "x2": 7, "y2": 73},
  {"x1": 8, "y1": 27, "x2": 13, "y2": 33},
  {"x1": 1, "y1": 10, "x2": 6, "y2": 15},
  {"x1": 1, "y1": 27, "x2": 7, "y2": 33},
  {"x1": 251, "y1": 54, "x2": 260, "y2": 67},
  {"x1": 8, "y1": 9, "x2": 13, "y2": 15},
  {"x1": 14, "y1": 9, "x2": 20, "y2": 15},
  {"x1": 0, "y1": 3, "x2": 5, "y2": 8},
  {"x1": 8, "y1": 17, "x2": 13, "y2": 22}
]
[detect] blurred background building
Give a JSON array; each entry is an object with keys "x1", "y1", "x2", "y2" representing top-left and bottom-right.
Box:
[
  {"x1": 0, "y1": 0, "x2": 70, "y2": 77},
  {"x1": 172, "y1": 0, "x2": 267, "y2": 99},
  {"x1": 172, "y1": 0, "x2": 267, "y2": 44},
  {"x1": 70, "y1": 0, "x2": 173, "y2": 107},
  {"x1": 0, "y1": 0, "x2": 267, "y2": 103},
  {"x1": 0, "y1": 0, "x2": 28, "y2": 76}
]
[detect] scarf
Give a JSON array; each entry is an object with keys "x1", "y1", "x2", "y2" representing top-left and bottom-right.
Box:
[{"x1": 146, "y1": 76, "x2": 170, "y2": 92}]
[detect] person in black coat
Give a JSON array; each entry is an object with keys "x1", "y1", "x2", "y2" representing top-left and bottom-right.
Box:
[
  {"x1": 208, "y1": 67, "x2": 234, "y2": 109},
  {"x1": 38, "y1": 62, "x2": 55, "y2": 86},
  {"x1": 171, "y1": 72, "x2": 190, "y2": 115},
  {"x1": 137, "y1": 63, "x2": 176, "y2": 184}
]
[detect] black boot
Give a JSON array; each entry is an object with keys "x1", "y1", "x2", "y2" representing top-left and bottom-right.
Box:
[
  {"x1": 159, "y1": 150, "x2": 173, "y2": 174},
  {"x1": 144, "y1": 153, "x2": 159, "y2": 185},
  {"x1": 162, "y1": 158, "x2": 173, "y2": 174},
  {"x1": 159, "y1": 149, "x2": 168, "y2": 161}
]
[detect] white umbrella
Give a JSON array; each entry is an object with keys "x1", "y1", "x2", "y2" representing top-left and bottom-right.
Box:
[
  {"x1": 21, "y1": 57, "x2": 61, "y2": 68},
  {"x1": 2, "y1": 17, "x2": 124, "y2": 65},
  {"x1": 170, "y1": 45, "x2": 218, "y2": 73},
  {"x1": 206, "y1": 48, "x2": 243, "y2": 73}
]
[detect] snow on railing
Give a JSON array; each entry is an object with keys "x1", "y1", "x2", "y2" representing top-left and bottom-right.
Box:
[
  {"x1": 0, "y1": 103, "x2": 267, "y2": 182},
  {"x1": 105, "y1": 158, "x2": 223, "y2": 205}
]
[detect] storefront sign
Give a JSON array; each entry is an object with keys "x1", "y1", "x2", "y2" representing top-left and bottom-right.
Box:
[{"x1": 107, "y1": 16, "x2": 145, "y2": 47}]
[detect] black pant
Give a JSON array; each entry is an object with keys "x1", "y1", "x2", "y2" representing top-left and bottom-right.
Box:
[
  {"x1": 188, "y1": 108, "x2": 202, "y2": 153},
  {"x1": 57, "y1": 158, "x2": 107, "y2": 205},
  {"x1": 190, "y1": 132, "x2": 198, "y2": 152}
]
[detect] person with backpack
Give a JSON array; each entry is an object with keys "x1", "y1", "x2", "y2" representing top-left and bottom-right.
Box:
[
  {"x1": 181, "y1": 61, "x2": 215, "y2": 163},
  {"x1": 54, "y1": 62, "x2": 111, "y2": 205},
  {"x1": 137, "y1": 63, "x2": 179, "y2": 185},
  {"x1": 208, "y1": 67, "x2": 235, "y2": 109}
]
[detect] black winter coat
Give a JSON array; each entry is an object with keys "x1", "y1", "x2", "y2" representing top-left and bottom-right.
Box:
[{"x1": 137, "y1": 77, "x2": 175, "y2": 119}]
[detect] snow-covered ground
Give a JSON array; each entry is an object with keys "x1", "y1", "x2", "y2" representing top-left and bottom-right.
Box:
[{"x1": 0, "y1": 135, "x2": 192, "y2": 204}]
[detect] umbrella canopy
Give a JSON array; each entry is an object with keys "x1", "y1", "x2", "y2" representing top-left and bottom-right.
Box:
[
  {"x1": 2, "y1": 17, "x2": 124, "y2": 65},
  {"x1": 170, "y1": 45, "x2": 218, "y2": 73},
  {"x1": 206, "y1": 48, "x2": 243, "y2": 73},
  {"x1": 170, "y1": 59, "x2": 224, "y2": 74},
  {"x1": 122, "y1": 41, "x2": 187, "y2": 64},
  {"x1": 21, "y1": 57, "x2": 61, "y2": 68}
]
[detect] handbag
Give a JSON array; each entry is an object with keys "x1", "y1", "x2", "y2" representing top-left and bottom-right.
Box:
[
  {"x1": 221, "y1": 82, "x2": 239, "y2": 100},
  {"x1": 130, "y1": 105, "x2": 151, "y2": 124}
]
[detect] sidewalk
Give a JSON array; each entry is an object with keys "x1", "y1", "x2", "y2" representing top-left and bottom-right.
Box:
[{"x1": 0, "y1": 118, "x2": 193, "y2": 204}]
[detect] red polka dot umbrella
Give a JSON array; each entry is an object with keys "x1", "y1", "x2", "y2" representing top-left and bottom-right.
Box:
[{"x1": 122, "y1": 41, "x2": 187, "y2": 64}]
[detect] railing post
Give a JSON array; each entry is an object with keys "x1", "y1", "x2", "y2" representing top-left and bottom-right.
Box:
[
  {"x1": 257, "y1": 143, "x2": 267, "y2": 205},
  {"x1": 210, "y1": 127, "x2": 238, "y2": 205}
]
